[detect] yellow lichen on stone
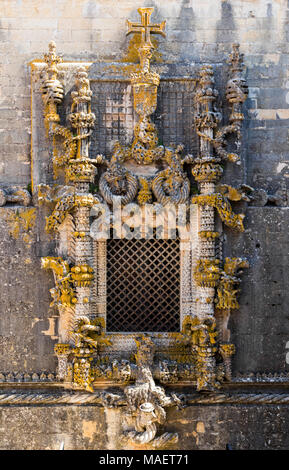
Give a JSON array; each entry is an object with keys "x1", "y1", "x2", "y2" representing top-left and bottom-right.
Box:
[
  {"x1": 4, "y1": 208, "x2": 36, "y2": 244},
  {"x1": 103, "y1": 63, "x2": 139, "y2": 78},
  {"x1": 196, "y1": 422, "x2": 205, "y2": 434},
  {"x1": 82, "y1": 420, "x2": 97, "y2": 443},
  {"x1": 122, "y1": 34, "x2": 162, "y2": 64}
]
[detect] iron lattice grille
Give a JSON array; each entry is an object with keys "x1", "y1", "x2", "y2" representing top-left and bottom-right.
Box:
[{"x1": 106, "y1": 239, "x2": 180, "y2": 332}]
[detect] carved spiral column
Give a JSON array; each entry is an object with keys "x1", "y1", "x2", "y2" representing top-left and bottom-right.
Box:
[{"x1": 190, "y1": 66, "x2": 224, "y2": 391}]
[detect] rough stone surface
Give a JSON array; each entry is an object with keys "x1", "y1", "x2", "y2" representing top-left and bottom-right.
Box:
[
  {"x1": 227, "y1": 207, "x2": 289, "y2": 375},
  {"x1": 0, "y1": 207, "x2": 56, "y2": 374},
  {"x1": 0, "y1": 404, "x2": 289, "y2": 450},
  {"x1": 0, "y1": 405, "x2": 107, "y2": 450}
]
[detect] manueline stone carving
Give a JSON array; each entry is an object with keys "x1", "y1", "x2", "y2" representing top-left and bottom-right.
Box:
[
  {"x1": 180, "y1": 316, "x2": 223, "y2": 391},
  {"x1": 41, "y1": 256, "x2": 76, "y2": 307},
  {"x1": 35, "y1": 9, "x2": 250, "y2": 448},
  {"x1": 216, "y1": 257, "x2": 249, "y2": 310}
]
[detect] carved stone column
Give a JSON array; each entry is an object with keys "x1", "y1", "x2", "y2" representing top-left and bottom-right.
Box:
[
  {"x1": 67, "y1": 67, "x2": 96, "y2": 320},
  {"x1": 193, "y1": 65, "x2": 222, "y2": 319}
]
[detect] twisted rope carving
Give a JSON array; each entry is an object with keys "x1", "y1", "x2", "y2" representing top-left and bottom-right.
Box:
[
  {"x1": 0, "y1": 391, "x2": 126, "y2": 406},
  {"x1": 186, "y1": 393, "x2": 289, "y2": 405},
  {"x1": 50, "y1": 123, "x2": 77, "y2": 170},
  {"x1": 192, "y1": 193, "x2": 245, "y2": 232},
  {"x1": 1, "y1": 391, "x2": 289, "y2": 406},
  {"x1": 130, "y1": 421, "x2": 157, "y2": 444}
]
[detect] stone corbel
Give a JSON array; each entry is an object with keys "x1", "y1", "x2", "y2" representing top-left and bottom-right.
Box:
[
  {"x1": 0, "y1": 187, "x2": 31, "y2": 207},
  {"x1": 250, "y1": 182, "x2": 288, "y2": 207}
]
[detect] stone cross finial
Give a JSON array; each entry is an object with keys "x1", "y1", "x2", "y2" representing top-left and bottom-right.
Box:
[{"x1": 126, "y1": 7, "x2": 166, "y2": 48}]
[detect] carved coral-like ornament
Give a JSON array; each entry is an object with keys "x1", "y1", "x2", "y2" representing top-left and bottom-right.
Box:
[
  {"x1": 71, "y1": 265, "x2": 94, "y2": 287},
  {"x1": 194, "y1": 259, "x2": 221, "y2": 288}
]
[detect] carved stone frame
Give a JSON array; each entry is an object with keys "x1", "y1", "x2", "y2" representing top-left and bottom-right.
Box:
[{"x1": 91, "y1": 207, "x2": 200, "y2": 363}]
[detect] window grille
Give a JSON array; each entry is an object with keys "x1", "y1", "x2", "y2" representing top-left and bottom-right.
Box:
[{"x1": 106, "y1": 238, "x2": 180, "y2": 332}]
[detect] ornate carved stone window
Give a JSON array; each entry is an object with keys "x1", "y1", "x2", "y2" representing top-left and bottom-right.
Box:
[{"x1": 31, "y1": 7, "x2": 249, "y2": 447}]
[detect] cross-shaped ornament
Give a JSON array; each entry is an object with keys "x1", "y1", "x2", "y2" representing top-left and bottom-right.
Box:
[{"x1": 126, "y1": 7, "x2": 166, "y2": 48}]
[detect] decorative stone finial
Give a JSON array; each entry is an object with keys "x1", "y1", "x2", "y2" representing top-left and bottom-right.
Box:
[{"x1": 126, "y1": 7, "x2": 165, "y2": 73}]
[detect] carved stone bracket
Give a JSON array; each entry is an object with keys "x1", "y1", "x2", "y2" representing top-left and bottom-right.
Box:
[{"x1": 0, "y1": 187, "x2": 31, "y2": 207}]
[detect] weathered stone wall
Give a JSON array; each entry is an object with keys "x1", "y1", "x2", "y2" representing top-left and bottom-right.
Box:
[
  {"x1": 0, "y1": 0, "x2": 289, "y2": 450},
  {"x1": 0, "y1": 207, "x2": 56, "y2": 374},
  {"x1": 1, "y1": 403, "x2": 289, "y2": 450}
]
